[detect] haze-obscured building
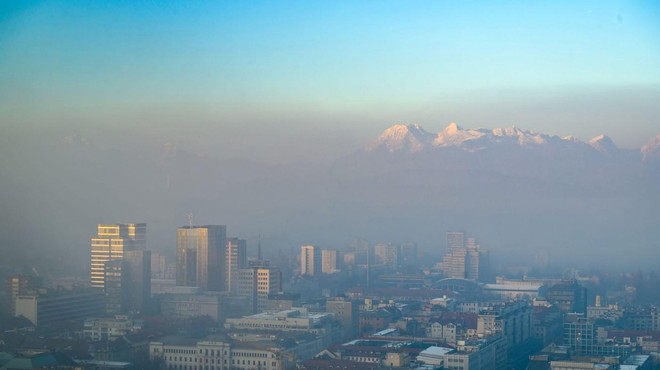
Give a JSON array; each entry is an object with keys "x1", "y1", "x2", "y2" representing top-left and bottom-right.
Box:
[{"x1": 176, "y1": 225, "x2": 227, "y2": 291}]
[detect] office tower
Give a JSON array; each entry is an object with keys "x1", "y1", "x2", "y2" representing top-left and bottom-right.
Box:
[
  {"x1": 237, "y1": 267, "x2": 282, "y2": 313},
  {"x1": 546, "y1": 280, "x2": 588, "y2": 316},
  {"x1": 374, "y1": 243, "x2": 400, "y2": 270},
  {"x1": 440, "y1": 234, "x2": 490, "y2": 282},
  {"x1": 326, "y1": 296, "x2": 359, "y2": 341},
  {"x1": 176, "y1": 225, "x2": 227, "y2": 291},
  {"x1": 446, "y1": 231, "x2": 465, "y2": 250},
  {"x1": 104, "y1": 260, "x2": 124, "y2": 314},
  {"x1": 400, "y1": 242, "x2": 419, "y2": 271},
  {"x1": 90, "y1": 223, "x2": 146, "y2": 288},
  {"x1": 465, "y1": 238, "x2": 490, "y2": 282},
  {"x1": 322, "y1": 249, "x2": 339, "y2": 274},
  {"x1": 439, "y1": 247, "x2": 468, "y2": 279},
  {"x1": 6, "y1": 275, "x2": 42, "y2": 316},
  {"x1": 300, "y1": 245, "x2": 321, "y2": 276},
  {"x1": 226, "y1": 237, "x2": 247, "y2": 293},
  {"x1": 151, "y1": 252, "x2": 167, "y2": 279},
  {"x1": 124, "y1": 250, "x2": 151, "y2": 313}
]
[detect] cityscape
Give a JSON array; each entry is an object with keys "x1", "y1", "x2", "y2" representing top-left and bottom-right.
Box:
[
  {"x1": 1, "y1": 1, "x2": 660, "y2": 370},
  {"x1": 2, "y1": 224, "x2": 660, "y2": 369}
]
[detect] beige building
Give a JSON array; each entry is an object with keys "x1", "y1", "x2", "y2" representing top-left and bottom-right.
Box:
[
  {"x1": 321, "y1": 249, "x2": 338, "y2": 273},
  {"x1": 237, "y1": 267, "x2": 281, "y2": 314},
  {"x1": 300, "y1": 245, "x2": 320, "y2": 276},
  {"x1": 226, "y1": 238, "x2": 247, "y2": 293}
]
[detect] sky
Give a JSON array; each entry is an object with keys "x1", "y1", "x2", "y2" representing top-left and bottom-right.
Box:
[{"x1": 1, "y1": 0, "x2": 659, "y2": 161}]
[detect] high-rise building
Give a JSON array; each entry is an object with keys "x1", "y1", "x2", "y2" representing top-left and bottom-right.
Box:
[
  {"x1": 237, "y1": 267, "x2": 281, "y2": 313},
  {"x1": 374, "y1": 243, "x2": 400, "y2": 270},
  {"x1": 90, "y1": 223, "x2": 146, "y2": 288},
  {"x1": 226, "y1": 237, "x2": 247, "y2": 293},
  {"x1": 439, "y1": 234, "x2": 490, "y2": 282},
  {"x1": 446, "y1": 231, "x2": 465, "y2": 250},
  {"x1": 321, "y1": 249, "x2": 339, "y2": 274},
  {"x1": 546, "y1": 280, "x2": 587, "y2": 316},
  {"x1": 439, "y1": 247, "x2": 468, "y2": 279},
  {"x1": 300, "y1": 245, "x2": 321, "y2": 276},
  {"x1": 176, "y1": 225, "x2": 227, "y2": 291},
  {"x1": 124, "y1": 250, "x2": 151, "y2": 313},
  {"x1": 6, "y1": 275, "x2": 42, "y2": 316},
  {"x1": 326, "y1": 296, "x2": 359, "y2": 341}
]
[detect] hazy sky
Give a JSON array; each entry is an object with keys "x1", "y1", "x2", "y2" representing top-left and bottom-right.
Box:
[{"x1": 1, "y1": 0, "x2": 659, "y2": 161}]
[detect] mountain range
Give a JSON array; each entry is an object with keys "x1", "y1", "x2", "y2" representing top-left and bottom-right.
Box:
[
  {"x1": 1, "y1": 123, "x2": 659, "y2": 274},
  {"x1": 367, "y1": 123, "x2": 657, "y2": 160}
]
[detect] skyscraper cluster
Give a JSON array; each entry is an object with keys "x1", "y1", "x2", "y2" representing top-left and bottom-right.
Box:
[
  {"x1": 439, "y1": 231, "x2": 491, "y2": 282},
  {"x1": 90, "y1": 223, "x2": 150, "y2": 314}
]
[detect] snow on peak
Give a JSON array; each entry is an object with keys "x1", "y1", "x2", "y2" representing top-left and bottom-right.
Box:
[
  {"x1": 367, "y1": 122, "x2": 631, "y2": 157},
  {"x1": 641, "y1": 134, "x2": 660, "y2": 162},
  {"x1": 444, "y1": 122, "x2": 461, "y2": 135},
  {"x1": 588, "y1": 134, "x2": 618, "y2": 153},
  {"x1": 366, "y1": 123, "x2": 435, "y2": 153}
]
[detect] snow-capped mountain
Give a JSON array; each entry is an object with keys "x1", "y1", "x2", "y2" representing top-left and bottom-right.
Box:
[
  {"x1": 588, "y1": 134, "x2": 619, "y2": 154},
  {"x1": 641, "y1": 135, "x2": 660, "y2": 163},
  {"x1": 366, "y1": 123, "x2": 623, "y2": 156},
  {"x1": 365, "y1": 123, "x2": 435, "y2": 153}
]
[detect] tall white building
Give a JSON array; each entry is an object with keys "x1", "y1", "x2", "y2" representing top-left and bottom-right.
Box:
[
  {"x1": 321, "y1": 249, "x2": 339, "y2": 274},
  {"x1": 90, "y1": 223, "x2": 146, "y2": 288},
  {"x1": 300, "y1": 245, "x2": 321, "y2": 276},
  {"x1": 226, "y1": 237, "x2": 247, "y2": 293}
]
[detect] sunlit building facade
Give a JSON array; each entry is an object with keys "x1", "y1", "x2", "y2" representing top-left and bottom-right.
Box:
[
  {"x1": 176, "y1": 225, "x2": 227, "y2": 291},
  {"x1": 90, "y1": 223, "x2": 146, "y2": 288},
  {"x1": 300, "y1": 245, "x2": 321, "y2": 276}
]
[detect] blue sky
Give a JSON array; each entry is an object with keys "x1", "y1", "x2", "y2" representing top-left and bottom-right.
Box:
[{"x1": 1, "y1": 0, "x2": 659, "y2": 159}]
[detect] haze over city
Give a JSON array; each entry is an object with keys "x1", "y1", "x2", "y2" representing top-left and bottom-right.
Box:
[
  {"x1": 2, "y1": 1, "x2": 659, "y2": 274},
  {"x1": 2, "y1": 2, "x2": 660, "y2": 370}
]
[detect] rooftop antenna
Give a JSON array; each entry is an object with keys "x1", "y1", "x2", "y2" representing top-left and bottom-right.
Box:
[{"x1": 187, "y1": 213, "x2": 193, "y2": 228}]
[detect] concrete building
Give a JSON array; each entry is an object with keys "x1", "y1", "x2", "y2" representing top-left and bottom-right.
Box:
[
  {"x1": 446, "y1": 231, "x2": 465, "y2": 249},
  {"x1": 226, "y1": 237, "x2": 247, "y2": 293},
  {"x1": 149, "y1": 333, "x2": 318, "y2": 370},
  {"x1": 103, "y1": 250, "x2": 151, "y2": 314},
  {"x1": 300, "y1": 245, "x2": 321, "y2": 276},
  {"x1": 176, "y1": 225, "x2": 227, "y2": 291},
  {"x1": 5, "y1": 275, "x2": 41, "y2": 316},
  {"x1": 374, "y1": 243, "x2": 400, "y2": 270},
  {"x1": 477, "y1": 301, "x2": 533, "y2": 348},
  {"x1": 90, "y1": 223, "x2": 146, "y2": 288},
  {"x1": 237, "y1": 267, "x2": 282, "y2": 314},
  {"x1": 157, "y1": 292, "x2": 223, "y2": 322},
  {"x1": 224, "y1": 308, "x2": 334, "y2": 332},
  {"x1": 321, "y1": 249, "x2": 339, "y2": 274},
  {"x1": 546, "y1": 280, "x2": 588, "y2": 316},
  {"x1": 83, "y1": 315, "x2": 143, "y2": 341},
  {"x1": 15, "y1": 289, "x2": 105, "y2": 326},
  {"x1": 440, "y1": 237, "x2": 490, "y2": 282},
  {"x1": 326, "y1": 296, "x2": 359, "y2": 341}
]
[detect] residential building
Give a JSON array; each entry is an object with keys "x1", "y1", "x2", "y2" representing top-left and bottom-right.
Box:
[
  {"x1": 300, "y1": 245, "x2": 321, "y2": 276},
  {"x1": 321, "y1": 249, "x2": 339, "y2": 274}
]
